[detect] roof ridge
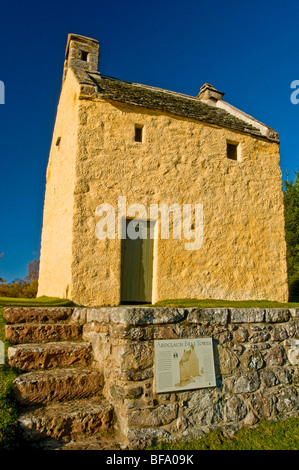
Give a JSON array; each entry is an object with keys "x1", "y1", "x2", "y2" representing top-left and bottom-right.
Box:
[
  {"x1": 70, "y1": 67, "x2": 278, "y2": 142},
  {"x1": 98, "y1": 74, "x2": 200, "y2": 102}
]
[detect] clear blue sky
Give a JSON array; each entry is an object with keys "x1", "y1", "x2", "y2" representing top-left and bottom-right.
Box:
[{"x1": 0, "y1": 0, "x2": 298, "y2": 283}]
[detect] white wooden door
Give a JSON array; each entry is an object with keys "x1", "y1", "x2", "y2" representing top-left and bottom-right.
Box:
[{"x1": 121, "y1": 219, "x2": 154, "y2": 303}]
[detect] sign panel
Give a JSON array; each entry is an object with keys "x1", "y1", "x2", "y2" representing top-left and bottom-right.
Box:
[{"x1": 154, "y1": 337, "x2": 216, "y2": 393}]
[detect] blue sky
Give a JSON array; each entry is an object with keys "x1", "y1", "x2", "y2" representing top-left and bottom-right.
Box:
[{"x1": 0, "y1": 0, "x2": 298, "y2": 283}]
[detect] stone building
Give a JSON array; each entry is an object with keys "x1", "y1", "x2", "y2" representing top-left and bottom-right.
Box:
[{"x1": 37, "y1": 33, "x2": 288, "y2": 306}]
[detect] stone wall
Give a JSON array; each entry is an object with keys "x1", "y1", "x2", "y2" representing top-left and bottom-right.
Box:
[
  {"x1": 38, "y1": 51, "x2": 289, "y2": 306},
  {"x1": 70, "y1": 94, "x2": 288, "y2": 305},
  {"x1": 70, "y1": 306, "x2": 299, "y2": 448},
  {"x1": 37, "y1": 69, "x2": 80, "y2": 300}
]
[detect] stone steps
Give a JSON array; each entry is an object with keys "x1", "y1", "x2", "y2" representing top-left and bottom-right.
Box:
[
  {"x1": 31, "y1": 432, "x2": 121, "y2": 450},
  {"x1": 5, "y1": 323, "x2": 82, "y2": 344},
  {"x1": 3, "y1": 306, "x2": 120, "y2": 449},
  {"x1": 52, "y1": 436, "x2": 121, "y2": 450},
  {"x1": 13, "y1": 367, "x2": 104, "y2": 405},
  {"x1": 7, "y1": 341, "x2": 92, "y2": 371},
  {"x1": 3, "y1": 307, "x2": 74, "y2": 324}
]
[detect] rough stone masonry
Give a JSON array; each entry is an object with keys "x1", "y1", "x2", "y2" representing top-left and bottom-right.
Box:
[
  {"x1": 6, "y1": 305, "x2": 298, "y2": 449},
  {"x1": 69, "y1": 306, "x2": 299, "y2": 448},
  {"x1": 37, "y1": 34, "x2": 289, "y2": 306}
]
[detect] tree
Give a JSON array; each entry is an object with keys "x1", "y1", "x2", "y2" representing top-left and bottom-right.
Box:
[
  {"x1": 25, "y1": 259, "x2": 39, "y2": 282},
  {"x1": 283, "y1": 171, "x2": 299, "y2": 300},
  {"x1": 0, "y1": 258, "x2": 39, "y2": 299}
]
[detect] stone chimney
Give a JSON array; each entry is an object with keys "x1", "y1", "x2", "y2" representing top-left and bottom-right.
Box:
[
  {"x1": 63, "y1": 34, "x2": 100, "y2": 81},
  {"x1": 197, "y1": 83, "x2": 224, "y2": 104}
]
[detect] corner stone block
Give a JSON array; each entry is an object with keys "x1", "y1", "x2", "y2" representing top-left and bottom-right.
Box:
[
  {"x1": 289, "y1": 308, "x2": 299, "y2": 318},
  {"x1": 70, "y1": 307, "x2": 87, "y2": 325},
  {"x1": 230, "y1": 308, "x2": 265, "y2": 324},
  {"x1": 85, "y1": 308, "x2": 111, "y2": 324}
]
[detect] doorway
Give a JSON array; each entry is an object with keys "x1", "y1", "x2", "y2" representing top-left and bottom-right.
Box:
[{"x1": 121, "y1": 219, "x2": 154, "y2": 303}]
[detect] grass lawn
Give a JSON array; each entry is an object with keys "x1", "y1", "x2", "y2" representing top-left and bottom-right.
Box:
[
  {"x1": 0, "y1": 295, "x2": 75, "y2": 308},
  {"x1": 154, "y1": 298, "x2": 299, "y2": 308},
  {"x1": 148, "y1": 417, "x2": 299, "y2": 450}
]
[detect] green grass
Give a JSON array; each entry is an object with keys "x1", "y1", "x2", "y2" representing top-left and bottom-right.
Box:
[
  {"x1": 0, "y1": 306, "x2": 19, "y2": 449},
  {"x1": 0, "y1": 366, "x2": 19, "y2": 450},
  {"x1": 2, "y1": 295, "x2": 297, "y2": 309},
  {"x1": 148, "y1": 417, "x2": 299, "y2": 450},
  {"x1": 154, "y1": 298, "x2": 299, "y2": 308},
  {"x1": 0, "y1": 295, "x2": 75, "y2": 308}
]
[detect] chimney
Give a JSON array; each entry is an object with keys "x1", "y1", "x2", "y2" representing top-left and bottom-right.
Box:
[
  {"x1": 63, "y1": 34, "x2": 99, "y2": 81},
  {"x1": 197, "y1": 83, "x2": 224, "y2": 104}
]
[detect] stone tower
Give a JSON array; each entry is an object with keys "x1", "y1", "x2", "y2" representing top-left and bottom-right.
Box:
[{"x1": 37, "y1": 34, "x2": 289, "y2": 306}]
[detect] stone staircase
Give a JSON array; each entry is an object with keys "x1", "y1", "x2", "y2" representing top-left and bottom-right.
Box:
[{"x1": 4, "y1": 307, "x2": 120, "y2": 450}]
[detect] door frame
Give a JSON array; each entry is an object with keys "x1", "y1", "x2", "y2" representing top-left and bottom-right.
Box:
[{"x1": 119, "y1": 217, "x2": 157, "y2": 304}]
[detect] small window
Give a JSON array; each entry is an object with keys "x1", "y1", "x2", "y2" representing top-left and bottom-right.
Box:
[
  {"x1": 134, "y1": 125, "x2": 143, "y2": 142},
  {"x1": 80, "y1": 50, "x2": 89, "y2": 62},
  {"x1": 227, "y1": 142, "x2": 239, "y2": 161}
]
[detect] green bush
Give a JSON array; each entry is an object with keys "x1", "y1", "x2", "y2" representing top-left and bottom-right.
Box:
[
  {"x1": 0, "y1": 367, "x2": 19, "y2": 450},
  {"x1": 284, "y1": 172, "x2": 299, "y2": 300},
  {"x1": 289, "y1": 275, "x2": 299, "y2": 301}
]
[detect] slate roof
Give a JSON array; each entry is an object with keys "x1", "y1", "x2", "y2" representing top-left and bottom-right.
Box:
[{"x1": 71, "y1": 67, "x2": 279, "y2": 142}]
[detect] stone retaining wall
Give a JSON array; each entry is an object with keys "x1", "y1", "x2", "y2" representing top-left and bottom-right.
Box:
[{"x1": 72, "y1": 307, "x2": 299, "y2": 448}]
